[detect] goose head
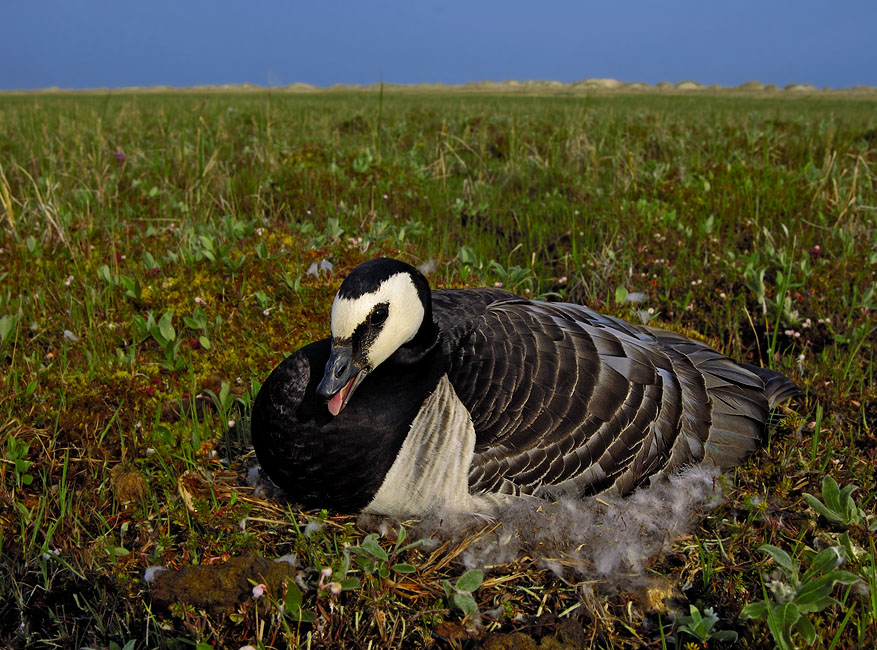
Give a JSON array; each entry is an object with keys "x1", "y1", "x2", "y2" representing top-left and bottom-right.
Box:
[{"x1": 317, "y1": 258, "x2": 436, "y2": 415}]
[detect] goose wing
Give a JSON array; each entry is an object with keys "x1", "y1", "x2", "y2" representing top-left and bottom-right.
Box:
[{"x1": 445, "y1": 299, "x2": 774, "y2": 497}]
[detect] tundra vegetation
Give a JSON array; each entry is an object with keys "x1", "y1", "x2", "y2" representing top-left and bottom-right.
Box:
[{"x1": 0, "y1": 88, "x2": 875, "y2": 649}]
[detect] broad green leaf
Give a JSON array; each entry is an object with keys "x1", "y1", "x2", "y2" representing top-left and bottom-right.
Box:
[
  {"x1": 766, "y1": 604, "x2": 796, "y2": 650},
  {"x1": 794, "y1": 613, "x2": 817, "y2": 645},
  {"x1": 804, "y1": 547, "x2": 842, "y2": 579},
  {"x1": 823, "y1": 570, "x2": 860, "y2": 585},
  {"x1": 451, "y1": 592, "x2": 478, "y2": 619},
  {"x1": 291, "y1": 609, "x2": 315, "y2": 623},
  {"x1": 455, "y1": 569, "x2": 483, "y2": 593},
  {"x1": 361, "y1": 535, "x2": 388, "y2": 561},
  {"x1": 340, "y1": 577, "x2": 360, "y2": 590},
  {"x1": 614, "y1": 285, "x2": 628, "y2": 305},
  {"x1": 158, "y1": 311, "x2": 175, "y2": 342},
  {"x1": 803, "y1": 493, "x2": 842, "y2": 522},
  {"x1": 712, "y1": 630, "x2": 739, "y2": 643},
  {"x1": 773, "y1": 602, "x2": 801, "y2": 628},
  {"x1": 198, "y1": 335, "x2": 211, "y2": 350},
  {"x1": 0, "y1": 314, "x2": 17, "y2": 344},
  {"x1": 759, "y1": 544, "x2": 798, "y2": 577},
  {"x1": 284, "y1": 581, "x2": 302, "y2": 612},
  {"x1": 391, "y1": 563, "x2": 416, "y2": 574},
  {"x1": 821, "y1": 476, "x2": 842, "y2": 514},
  {"x1": 794, "y1": 576, "x2": 835, "y2": 611}
]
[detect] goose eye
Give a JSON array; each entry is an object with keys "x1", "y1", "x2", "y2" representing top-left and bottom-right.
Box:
[{"x1": 370, "y1": 305, "x2": 388, "y2": 325}]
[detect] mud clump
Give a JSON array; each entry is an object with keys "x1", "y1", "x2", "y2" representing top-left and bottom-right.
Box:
[
  {"x1": 110, "y1": 465, "x2": 149, "y2": 505},
  {"x1": 150, "y1": 554, "x2": 296, "y2": 613}
]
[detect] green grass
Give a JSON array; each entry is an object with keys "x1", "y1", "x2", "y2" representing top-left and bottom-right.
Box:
[{"x1": 0, "y1": 88, "x2": 875, "y2": 649}]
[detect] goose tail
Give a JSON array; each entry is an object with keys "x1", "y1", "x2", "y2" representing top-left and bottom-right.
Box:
[{"x1": 741, "y1": 363, "x2": 801, "y2": 409}]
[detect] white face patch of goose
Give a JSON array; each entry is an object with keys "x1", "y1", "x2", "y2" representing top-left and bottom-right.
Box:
[{"x1": 330, "y1": 272, "x2": 425, "y2": 370}]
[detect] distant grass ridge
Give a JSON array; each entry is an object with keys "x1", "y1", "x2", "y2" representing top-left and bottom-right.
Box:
[{"x1": 0, "y1": 90, "x2": 874, "y2": 648}]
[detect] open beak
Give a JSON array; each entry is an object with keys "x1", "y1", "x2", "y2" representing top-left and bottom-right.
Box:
[{"x1": 317, "y1": 346, "x2": 367, "y2": 416}]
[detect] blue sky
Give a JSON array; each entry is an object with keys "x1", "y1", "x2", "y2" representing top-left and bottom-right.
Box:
[{"x1": 2, "y1": 1, "x2": 875, "y2": 90}]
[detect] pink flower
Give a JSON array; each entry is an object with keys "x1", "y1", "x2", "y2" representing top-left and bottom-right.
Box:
[{"x1": 252, "y1": 583, "x2": 267, "y2": 599}]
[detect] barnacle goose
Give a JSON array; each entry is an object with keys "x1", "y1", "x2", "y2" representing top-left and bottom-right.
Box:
[{"x1": 251, "y1": 257, "x2": 798, "y2": 517}]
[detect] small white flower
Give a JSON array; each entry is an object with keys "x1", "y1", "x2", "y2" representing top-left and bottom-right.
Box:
[
  {"x1": 494, "y1": 282, "x2": 503, "y2": 288},
  {"x1": 194, "y1": 296, "x2": 205, "y2": 305},
  {"x1": 228, "y1": 419, "x2": 236, "y2": 429},
  {"x1": 321, "y1": 567, "x2": 332, "y2": 578},
  {"x1": 252, "y1": 583, "x2": 267, "y2": 598},
  {"x1": 64, "y1": 275, "x2": 74, "y2": 286},
  {"x1": 255, "y1": 227, "x2": 265, "y2": 236},
  {"x1": 329, "y1": 582, "x2": 342, "y2": 594}
]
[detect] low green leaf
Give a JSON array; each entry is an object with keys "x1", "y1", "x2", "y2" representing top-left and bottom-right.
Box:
[
  {"x1": 794, "y1": 576, "x2": 835, "y2": 610},
  {"x1": 794, "y1": 613, "x2": 817, "y2": 645},
  {"x1": 395, "y1": 525, "x2": 407, "y2": 547},
  {"x1": 821, "y1": 476, "x2": 842, "y2": 514},
  {"x1": 773, "y1": 601, "x2": 801, "y2": 628},
  {"x1": 804, "y1": 547, "x2": 842, "y2": 579},
  {"x1": 614, "y1": 285, "x2": 628, "y2": 305},
  {"x1": 198, "y1": 335, "x2": 211, "y2": 350},
  {"x1": 361, "y1": 535, "x2": 388, "y2": 561},
  {"x1": 759, "y1": 544, "x2": 798, "y2": 577},
  {"x1": 803, "y1": 493, "x2": 842, "y2": 522},
  {"x1": 397, "y1": 538, "x2": 431, "y2": 553},
  {"x1": 455, "y1": 569, "x2": 483, "y2": 593},
  {"x1": 0, "y1": 314, "x2": 17, "y2": 344},
  {"x1": 291, "y1": 609, "x2": 316, "y2": 623},
  {"x1": 450, "y1": 592, "x2": 478, "y2": 619},
  {"x1": 26, "y1": 380, "x2": 37, "y2": 396},
  {"x1": 712, "y1": 630, "x2": 738, "y2": 643},
  {"x1": 284, "y1": 581, "x2": 302, "y2": 612},
  {"x1": 823, "y1": 570, "x2": 860, "y2": 585},
  {"x1": 391, "y1": 563, "x2": 416, "y2": 574},
  {"x1": 339, "y1": 577, "x2": 360, "y2": 590},
  {"x1": 766, "y1": 605, "x2": 796, "y2": 650},
  {"x1": 158, "y1": 311, "x2": 175, "y2": 342}
]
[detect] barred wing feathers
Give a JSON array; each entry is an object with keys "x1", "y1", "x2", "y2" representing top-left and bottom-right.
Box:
[{"x1": 443, "y1": 298, "x2": 782, "y2": 498}]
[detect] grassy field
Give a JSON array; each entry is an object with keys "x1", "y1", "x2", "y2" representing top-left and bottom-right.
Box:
[{"x1": 0, "y1": 88, "x2": 875, "y2": 649}]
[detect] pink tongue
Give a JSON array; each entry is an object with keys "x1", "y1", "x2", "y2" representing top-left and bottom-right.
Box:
[{"x1": 328, "y1": 391, "x2": 344, "y2": 417}]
